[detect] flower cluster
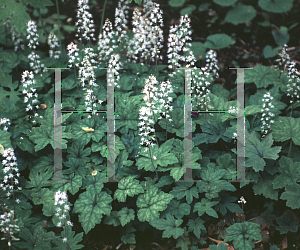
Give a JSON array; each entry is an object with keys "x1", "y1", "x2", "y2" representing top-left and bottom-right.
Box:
[
  {"x1": 54, "y1": 190, "x2": 73, "y2": 244},
  {"x1": 127, "y1": 1, "x2": 164, "y2": 65},
  {"x1": 167, "y1": 14, "x2": 195, "y2": 73},
  {"x1": 189, "y1": 49, "x2": 219, "y2": 110},
  {"x1": 138, "y1": 75, "x2": 161, "y2": 148},
  {"x1": 205, "y1": 49, "x2": 219, "y2": 79},
  {"x1": 98, "y1": 19, "x2": 118, "y2": 66},
  {"x1": 0, "y1": 147, "x2": 21, "y2": 246},
  {"x1": 0, "y1": 208, "x2": 20, "y2": 247},
  {"x1": 238, "y1": 196, "x2": 247, "y2": 212},
  {"x1": 0, "y1": 118, "x2": 11, "y2": 131},
  {"x1": 155, "y1": 80, "x2": 174, "y2": 123},
  {"x1": 108, "y1": 54, "x2": 122, "y2": 88},
  {"x1": 21, "y1": 70, "x2": 43, "y2": 125},
  {"x1": 67, "y1": 42, "x2": 81, "y2": 68},
  {"x1": 47, "y1": 32, "x2": 61, "y2": 59},
  {"x1": 261, "y1": 92, "x2": 275, "y2": 138},
  {"x1": 286, "y1": 60, "x2": 300, "y2": 104},
  {"x1": 78, "y1": 47, "x2": 99, "y2": 113},
  {"x1": 274, "y1": 44, "x2": 300, "y2": 104},
  {"x1": 274, "y1": 44, "x2": 290, "y2": 73},
  {"x1": 143, "y1": 0, "x2": 164, "y2": 63},
  {"x1": 26, "y1": 21, "x2": 46, "y2": 74},
  {"x1": 0, "y1": 148, "x2": 22, "y2": 199},
  {"x1": 75, "y1": 0, "x2": 96, "y2": 44},
  {"x1": 114, "y1": 0, "x2": 129, "y2": 45},
  {"x1": 3, "y1": 14, "x2": 25, "y2": 52}
]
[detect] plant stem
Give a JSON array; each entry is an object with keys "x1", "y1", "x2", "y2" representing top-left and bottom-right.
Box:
[
  {"x1": 99, "y1": 0, "x2": 108, "y2": 37},
  {"x1": 287, "y1": 101, "x2": 293, "y2": 158},
  {"x1": 55, "y1": 0, "x2": 62, "y2": 54},
  {"x1": 37, "y1": 8, "x2": 47, "y2": 37}
]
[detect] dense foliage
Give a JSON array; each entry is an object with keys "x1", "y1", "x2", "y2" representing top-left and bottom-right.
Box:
[{"x1": 0, "y1": 0, "x2": 300, "y2": 249}]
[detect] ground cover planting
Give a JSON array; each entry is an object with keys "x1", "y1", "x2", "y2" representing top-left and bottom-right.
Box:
[{"x1": 0, "y1": 0, "x2": 300, "y2": 249}]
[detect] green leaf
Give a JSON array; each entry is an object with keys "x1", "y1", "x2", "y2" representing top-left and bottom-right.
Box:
[
  {"x1": 104, "y1": 211, "x2": 120, "y2": 226},
  {"x1": 14, "y1": 222, "x2": 55, "y2": 250},
  {"x1": 180, "y1": 5, "x2": 196, "y2": 15},
  {"x1": 64, "y1": 173, "x2": 82, "y2": 195},
  {"x1": 224, "y1": 222, "x2": 262, "y2": 249},
  {"x1": 204, "y1": 34, "x2": 235, "y2": 49},
  {"x1": 73, "y1": 189, "x2": 113, "y2": 234},
  {"x1": 263, "y1": 45, "x2": 280, "y2": 58},
  {"x1": 258, "y1": 0, "x2": 294, "y2": 13},
  {"x1": 186, "y1": 217, "x2": 206, "y2": 239},
  {"x1": 134, "y1": 0, "x2": 142, "y2": 6},
  {"x1": 114, "y1": 176, "x2": 144, "y2": 202},
  {"x1": 245, "y1": 131, "x2": 281, "y2": 172},
  {"x1": 72, "y1": 117, "x2": 106, "y2": 146},
  {"x1": 272, "y1": 156, "x2": 300, "y2": 190},
  {"x1": 150, "y1": 214, "x2": 184, "y2": 239},
  {"x1": 197, "y1": 168, "x2": 236, "y2": 199},
  {"x1": 136, "y1": 139, "x2": 179, "y2": 172},
  {"x1": 253, "y1": 174, "x2": 279, "y2": 200},
  {"x1": 213, "y1": 0, "x2": 238, "y2": 6},
  {"x1": 26, "y1": 170, "x2": 53, "y2": 190},
  {"x1": 0, "y1": 0, "x2": 31, "y2": 33},
  {"x1": 190, "y1": 42, "x2": 206, "y2": 60},
  {"x1": 168, "y1": 0, "x2": 185, "y2": 7},
  {"x1": 0, "y1": 49, "x2": 20, "y2": 74},
  {"x1": 275, "y1": 214, "x2": 299, "y2": 234},
  {"x1": 160, "y1": 199, "x2": 191, "y2": 219},
  {"x1": 31, "y1": 188, "x2": 53, "y2": 205},
  {"x1": 209, "y1": 243, "x2": 228, "y2": 250},
  {"x1": 27, "y1": 0, "x2": 54, "y2": 8},
  {"x1": 289, "y1": 22, "x2": 299, "y2": 31},
  {"x1": 280, "y1": 184, "x2": 300, "y2": 209},
  {"x1": 118, "y1": 207, "x2": 135, "y2": 226},
  {"x1": 272, "y1": 26, "x2": 290, "y2": 46},
  {"x1": 158, "y1": 108, "x2": 196, "y2": 138},
  {"x1": 271, "y1": 117, "x2": 300, "y2": 146},
  {"x1": 225, "y1": 4, "x2": 257, "y2": 25},
  {"x1": 0, "y1": 129, "x2": 12, "y2": 151},
  {"x1": 121, "y1": 226, "x2": 137, "y2": 244},
  {"x1": 136, "y1": 186, "x2": 173, "y2": 222},
  {"x1": 52, "y1": 226, "x2": 84, "y2": 250},
  {"x1": 214, "y1": 193, "x2": 243, "y2": 216},
  {"x1": 171, "y1": 182, "x2": 199, "y2": 204},
  {"x1": 193, "y1": 198, "x2": 219, "y2": 218},
  {"x1": 244, "y1": 64, "x2": 281, "y2": 88},
  {"x1": 212, "y1": 84, "x2": 230, "y2": 98}
]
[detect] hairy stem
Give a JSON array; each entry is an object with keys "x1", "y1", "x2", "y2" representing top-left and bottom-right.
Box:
[
  {"x1": 99, "y1": 0, "x2": 108, "y2": 37},
  {"x1": 55, "y1": 0, "x2": 62, "y2": 54}
]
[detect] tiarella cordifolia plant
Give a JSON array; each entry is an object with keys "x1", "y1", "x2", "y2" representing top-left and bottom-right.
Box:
[
  {"x1": 0, "y1": 148, "x2": 21, "y2": 248},
  {"x1": 53, "y1": 190, "x2": 73, "y2": 244},
  {"x1": 26, "y1": 21, "x2": 45, "y2": 75},
  {"x1": 167, "y1": 14, "x2": 195, "y2": 74},
  {"x1": 127, "y1": 1, "x2": 163, "y2": 67},
  {"x1": 0, "y1": 118, "x2": 10, "y2": 132},
  {"x1": 75, "y1": 0, "x2": 96, "y2": 44},
  {"x1": 286, "y1": 60, "x2": 300, "y2": 104},
  {"x1": 261, "y1": 92, "x2": 275, "y2": 138},
  {"x1": 138, "y1": 75, "x2": 161, "y2": 148},
  {"x1": 20, "y1": 70, "x2": 43, "y2": 125},
  {"x1": 98, "y1": 19, "x2": 118, "y2": 66},
  {"x1": 238, "y1": 196, "x2": 247, "y2": 212},
  {"x1": 67, "y1": 42, "x2": 81, "y2": 69},
  {"x1": 114, "y1": 0, "x2": 129, "y2": 47},
  {"x1": 107, "y1": 53, "x2": 122, "y2": 88},
  {"x1": 2, "y1": 14, "x2": 25, "y2": 52},
  {"x1": 47, "y1": 32, "x2": 61, "y2": 59}
]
